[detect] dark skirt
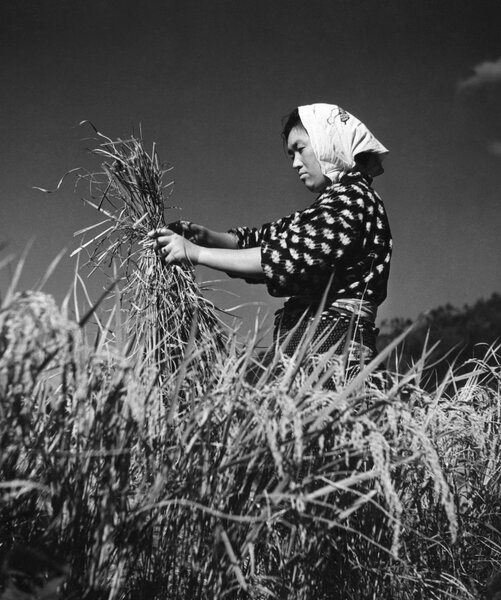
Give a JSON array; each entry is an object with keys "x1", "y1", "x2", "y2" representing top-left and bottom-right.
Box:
[{"x1": 273, "y1": 305, "x2": 379, "y2": 390}]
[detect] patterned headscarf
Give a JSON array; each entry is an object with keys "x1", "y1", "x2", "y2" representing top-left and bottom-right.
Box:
[{"x1": 298, "y1": 103, "x2": 388, "y2": 184}]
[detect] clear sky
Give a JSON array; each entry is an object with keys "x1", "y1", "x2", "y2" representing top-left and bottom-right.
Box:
[{"x1": 1, "y1": 0, "x2": 500, "y2": 332}]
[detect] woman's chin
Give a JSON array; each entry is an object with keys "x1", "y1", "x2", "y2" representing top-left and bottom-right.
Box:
[{"x1": 304, "y1": 179, "x2": 329, "y2": 193}]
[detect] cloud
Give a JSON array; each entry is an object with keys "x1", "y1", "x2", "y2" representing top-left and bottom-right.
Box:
[
  {"x1": 458, "y1": 56, "x2": 501, "y2": 91},
  {"x1": 487, "y1": 141, "x2": 501, "y2": 157}
]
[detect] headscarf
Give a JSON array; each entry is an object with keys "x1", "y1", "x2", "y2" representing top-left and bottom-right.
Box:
[{"x1": 297, "y1": 103, "x2": 388, "y2": 184}]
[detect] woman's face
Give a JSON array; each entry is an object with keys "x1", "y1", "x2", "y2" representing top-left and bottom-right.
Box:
[{"x1": 287, "y1": 126, "x2": 330, "y2": 193}]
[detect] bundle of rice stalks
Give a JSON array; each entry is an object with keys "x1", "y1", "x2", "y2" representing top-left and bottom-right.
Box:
[{"x1": 71, "y1": 123, "x2": 226, "y2": 386}]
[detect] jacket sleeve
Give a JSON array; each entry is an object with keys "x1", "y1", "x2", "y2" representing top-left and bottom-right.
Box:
[
  {"x1": 225, "y1": 224, "x2": 271, "y2": 283},
  {"x1": 227, "y1": 224, "x2": 271, "y2": 249},
  {"x1": 260, "y1": 193, "x2": 366, "y2": 297}
]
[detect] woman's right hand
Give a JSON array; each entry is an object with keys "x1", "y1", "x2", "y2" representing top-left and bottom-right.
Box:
[{"x1": 167, "y1": 221, "x2": 209, "y2": 246}]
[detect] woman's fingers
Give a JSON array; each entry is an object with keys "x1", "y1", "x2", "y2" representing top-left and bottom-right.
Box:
[
  {"x1": 160, "y1": 235, "x2": 192, "y2": 266},
  {"x1": 158, "y1": 240, "x2": 177, "y2": 265},
  {"x1": 147, "y1": 228, "x2": 175, "y2": 254},
  {"x1": 147, "y1": 227, "x2": 174, "y2": 239},
  {"x1": 161, "y1": 245, "x2": 175, "y2": 265},
  {"x1": 155, "y1": 234, "x2": 175, "y2": 249},
  {"x1": 147, "y1": 227, "x2": 199, "y2": 266}
]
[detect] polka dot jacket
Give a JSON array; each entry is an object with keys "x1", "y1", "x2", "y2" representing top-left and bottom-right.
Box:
[{"x1": 229, "y1": 171, "x2": 392, "y2": 309}]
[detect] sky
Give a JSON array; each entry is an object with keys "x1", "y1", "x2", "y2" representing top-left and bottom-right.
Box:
[{"x1": 1, "y1": 0, "x2": 500, "y2": 334}]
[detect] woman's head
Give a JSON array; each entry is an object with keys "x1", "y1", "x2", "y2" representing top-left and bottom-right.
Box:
[
  {"x1": 283, "y1": 113, "x2": 331, "y2": 193},
  {"x1": 283, "y1": 104, "x2": 388, "y2": 187}
]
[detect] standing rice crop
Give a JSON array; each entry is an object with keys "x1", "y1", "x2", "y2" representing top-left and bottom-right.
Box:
[{"x1": 0, "y1": 285, "x2": 472, "y2": 599}]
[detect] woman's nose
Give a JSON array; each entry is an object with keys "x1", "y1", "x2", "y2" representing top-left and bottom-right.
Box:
[{"x1": 292, "y1": 155, "x2": 302, "y2": 170}]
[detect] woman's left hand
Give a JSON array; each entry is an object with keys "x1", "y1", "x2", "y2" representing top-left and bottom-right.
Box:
[{"x1": 148, "y1": 228, "x2": 201, "y2": 267}]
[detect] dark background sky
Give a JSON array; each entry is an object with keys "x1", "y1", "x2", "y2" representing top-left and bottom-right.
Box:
[{"x1": 1, "y1": 0, "x2": 500, "y2": 333}]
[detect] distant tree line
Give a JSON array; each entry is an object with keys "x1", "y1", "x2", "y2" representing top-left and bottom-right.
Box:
[{"x1": 377, "y1": 293, "x2": 501, "y2": 385}]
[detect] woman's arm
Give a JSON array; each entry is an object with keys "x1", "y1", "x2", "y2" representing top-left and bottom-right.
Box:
[
  {"x1": 204, "y1": 229, "x2": 239, "y2": 249},
  {"x1": 148, "y1": 228, "x2": 263, "y2": 278},
  {"x1": 197, "y1": 246, "x2": 262, "y2": 277}
]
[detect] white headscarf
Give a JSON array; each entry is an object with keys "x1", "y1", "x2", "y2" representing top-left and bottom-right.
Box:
[{"x1": 298, "y1": 103, "x2": 388, "y2": 184}]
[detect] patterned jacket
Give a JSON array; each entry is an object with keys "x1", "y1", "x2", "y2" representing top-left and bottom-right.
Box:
[{"x1": 229, "y1": 171, "x2": 392, "y2": 314}]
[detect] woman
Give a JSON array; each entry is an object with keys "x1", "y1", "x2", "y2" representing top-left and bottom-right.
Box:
[{"x1": 149, "y1": 103, "x2": 392, "y2": 383}]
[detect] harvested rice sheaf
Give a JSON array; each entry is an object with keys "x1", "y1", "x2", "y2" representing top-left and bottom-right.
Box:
[{"x1": 73, "y1": 125, "x2": 226, "y2": 379}]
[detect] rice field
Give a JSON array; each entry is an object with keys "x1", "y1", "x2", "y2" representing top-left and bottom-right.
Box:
[{"x1": 1, "y1": 131, "x2": 500, "y2": 599}]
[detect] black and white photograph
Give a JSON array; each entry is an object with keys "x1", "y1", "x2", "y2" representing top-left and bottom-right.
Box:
[{"x1": 1, "y1": 1, "x2": 500, "y2": 598}]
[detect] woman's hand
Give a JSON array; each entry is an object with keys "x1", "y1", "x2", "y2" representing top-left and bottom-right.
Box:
[
  {"x1": 167, "y1": 220, "x2": 209, "y2": 245},
  {"x1": 148, "y1": 228, "x2": 262, "y2": 277},
  {"x1": 168, "y1": 220, "x2": 238, "y2": 249},
  {"x1": 148, "y1": 228, "x2": 201, "y2": 267}
]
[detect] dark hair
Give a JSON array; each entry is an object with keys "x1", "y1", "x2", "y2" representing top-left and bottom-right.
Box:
[{"x1": 281, "y1": 108, "x2": 303, "y2": 143}]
